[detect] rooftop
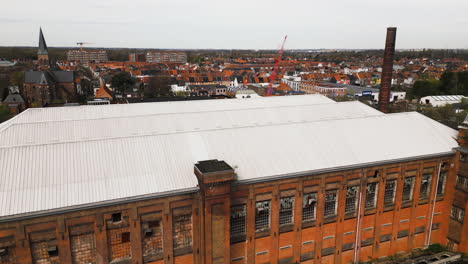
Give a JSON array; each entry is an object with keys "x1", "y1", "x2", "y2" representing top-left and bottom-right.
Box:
[{"x1": 0, "y1": 95, "x2": 458, "y2": 220}]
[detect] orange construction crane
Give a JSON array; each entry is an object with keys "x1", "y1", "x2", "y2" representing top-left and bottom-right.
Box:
[
  {"x1": 267, "y1": 35, "x2": 288, "y2": 96},
  {"x1": 76, "y1": 42, "x2": 93, "y2": 52}
]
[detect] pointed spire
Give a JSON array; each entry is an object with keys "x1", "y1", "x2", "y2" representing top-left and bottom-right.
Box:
[{"x1": 38, "y1": 27, "x2": 48, "y2": 55}]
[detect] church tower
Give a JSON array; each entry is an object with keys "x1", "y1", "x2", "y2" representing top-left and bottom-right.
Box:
[{"x1": 37, "y1": 27, "x2": 49, "y2": 65}]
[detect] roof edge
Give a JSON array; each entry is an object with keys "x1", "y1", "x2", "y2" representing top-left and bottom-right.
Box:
[
  {"x1": 0, "y1": 187, "x2": 199, "y2": 223},
  {"x1": 234, "y1": 151, "x2": 456, "y2": 185}
]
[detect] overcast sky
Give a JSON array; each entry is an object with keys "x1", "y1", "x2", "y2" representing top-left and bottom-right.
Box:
[{"x1": 1, "y1": 0, "x2": 467, "y2": 50}]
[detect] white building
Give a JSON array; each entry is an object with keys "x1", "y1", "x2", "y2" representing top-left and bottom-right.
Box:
[
  {"x1": 171, "y1": 84, "x2": 189, "y2": 93},
  {"x1": 235, "y1": 89, "x2": 261, "y2": 99},
  {"x1": 419, "y1": 95, "x2": 466, "y2": 107},
  {"x1": 281, "y1": 75, "x2": 301, "y2": 91}
]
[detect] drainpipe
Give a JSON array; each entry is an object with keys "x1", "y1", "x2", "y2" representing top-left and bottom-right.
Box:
[
  {"x1": 426, "y1": 161, "x2": 442, "y2": 247},
  {"x1": 353, "y1": 168, "x2": 365, "y2": 263}
]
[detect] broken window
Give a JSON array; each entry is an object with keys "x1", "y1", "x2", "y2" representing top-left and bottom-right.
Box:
[
  {"x1": 451, "y1": 206, "x2": 465, "y2": 223},
  {"x1": 0, "y1": 236, "x2": 15, "y2": 263},
  {"x1": 384, "y1": 179, "x2": 396, "y2": 205},
  {"x1": 255, "y1": 201, "x2": 271, "y2": 232},
  {"x1": 142, "y1": 220, "x2": 163, "y2": 262},
  {"x1": 302, "y1": 193, "x2": 317, "y2": 222},
  {"x1": 437, "y1": 172, "x2": 447, "y2": 195},
  {"x1": 173, "y1": 214, "x2": 192, "y2": 254},
  {"x1": 230, "y1": 205, "x2": 246, "y2": 244},
  {"x1": 419, "y1": 174, "x2": 432, "y2": 200},
  {"x1": 279, "y1": 197, "x2": 295, "y2": 226},
  {"x1": 365, "y1": 183, "x2": 378, "y2": 209},
  {"x1": 402, "y1": 177, "x2": 415, "y2": 202},
  {"x1": 324, "y1": 190, "x2": 338, "y2": 218},
  {"x1": 456, "y1": 175, "x2": 468, "y2": 191},
  {"x1": 345, "y1": 186, "x2": 359, "y2": 214},
  {"x1": 30, "y1": 231, "x2": 59, "y2": 263}
]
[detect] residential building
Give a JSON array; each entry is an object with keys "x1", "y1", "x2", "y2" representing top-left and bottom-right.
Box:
[
  {"x1": 146, "y1": 51, "x2": 187, "y2": 63},
  {"x1": 67, "y1": 50, "x2": 109, "y2": 63},
  {"x1": 128, "y1": 53, "x2": 146, "y2": 62}
]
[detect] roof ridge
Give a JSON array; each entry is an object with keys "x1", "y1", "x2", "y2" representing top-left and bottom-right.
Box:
[
  {"x1": 5, "y1": 101, "x2": 345, "y2": 125},
  {"x1": 0, "y1": 111, "x2": 420, "y2": 149}
]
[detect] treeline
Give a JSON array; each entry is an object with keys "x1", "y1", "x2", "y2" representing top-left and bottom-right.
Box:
[{"x1": 409, "y1": 71, "x2": 468, "y2": 99}]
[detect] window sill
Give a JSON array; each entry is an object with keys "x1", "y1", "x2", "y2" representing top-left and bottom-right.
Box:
[
  {"x1": 255, "y1": 229, "x2": 271, "y2": 239},
  {"x1": 364, "y1": 208, "x2": 376, "y2": 216},
  {"x1": 344, "y1": 213, "x2": 357, "y2": 220},
  {"x1": 302, "y1": 220, "x2": 316, "y2": 229},
  {"x1": 418, "y1": 199, "x2": 429, "y2": 205},
  {"x1": 279, "y1": 224, "x2": 294, "y2": 233},
  {"x1": 174, "y1": 247, "x2": 193, "y2": 257},
  {"x1": 383, "y1": 204, "x2": 395, "y2": 212},
  {"x1": 401, "y1": 201, "x2": 412, "y2": 208},
  {"x1": 323, "y1": 216, "x2": 337, "y2": 224}
]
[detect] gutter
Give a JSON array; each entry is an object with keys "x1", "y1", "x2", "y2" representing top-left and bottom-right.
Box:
[
  {"x1": 0, "y1": 187, "x2": 199, "y2": 223},
  {"x1": 0, "y1": 151, "x2": 455, "y2": 223},
  {"x1": 233, "y1": 152, "x2": 455, "y2": 186}
]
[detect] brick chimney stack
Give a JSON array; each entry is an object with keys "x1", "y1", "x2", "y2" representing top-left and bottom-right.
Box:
[{"x1": 378, "y1": 27, "x2": 397, "y2": 113}]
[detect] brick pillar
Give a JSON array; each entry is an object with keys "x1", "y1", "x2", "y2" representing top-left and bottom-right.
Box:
[
  {"x1": 95, "y1": 213, "x2": 109, "y2": 264},
  {"x1": 195, "y1": 159, "x2": 235, "y2": 264}
]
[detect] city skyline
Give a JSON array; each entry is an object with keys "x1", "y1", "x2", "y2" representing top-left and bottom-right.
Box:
[{"x1": 1, "y1": 0, "x2": 468, "y2": 50}]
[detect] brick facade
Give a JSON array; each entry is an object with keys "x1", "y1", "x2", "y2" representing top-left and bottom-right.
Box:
[{"x1": 0, "y1": 154, "x2": 466, "y2": 264}]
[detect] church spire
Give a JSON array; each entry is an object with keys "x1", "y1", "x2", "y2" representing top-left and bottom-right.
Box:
[{"x1": 38, "y1": 27, "x2": 48, "y2": 55}]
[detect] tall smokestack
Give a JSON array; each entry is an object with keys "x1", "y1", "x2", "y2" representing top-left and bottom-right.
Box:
[{"x1": 378, "y1": 27, "x2": 397, "y2": 113}]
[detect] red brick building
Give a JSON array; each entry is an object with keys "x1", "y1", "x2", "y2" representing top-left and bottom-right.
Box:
[{"x1": 0, "y1": 95, "x2": 466, "y2": 264}]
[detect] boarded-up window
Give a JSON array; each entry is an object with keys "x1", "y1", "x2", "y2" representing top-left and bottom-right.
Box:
[
  {"x1": 173, "y1": 213, "x2": 192, "y2": 255},
  {"x1": 142, "y1": 219, "x2": 163, "y2": 262},
  {"x1": 69, "y1": 224, "x2": 96, "y2": 264}
]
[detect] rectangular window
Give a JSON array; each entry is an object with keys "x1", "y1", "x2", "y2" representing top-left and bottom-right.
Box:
[
  {"x1": 279, "y1": 196, "x2": 294, "y2": 226},
  {"x1": 230, "y1": 205, "x2": 246, "y2": 244},
  {"x1": 302, "y1": 193, "x2": 317, "y2": 222},
  {"x1": 142, "y1": 220, "x2": 163, "y2": 262},
  {"x1": 324, "y1": 190, "x2": 338, "y2": 218},
  {"x1": 456, "y1": 175, "x2": 468, "y2": 191},
  {"x1": 437, "y1": 172, "x2": 447, "y2": 195},
  {"x1": 384, "y1": 180, "x2": 396, "y2": 205},
  {"x1": 365, "y1": 183, "x2": 378, "y2": 209},
  {"x1": 419, "y1": 174, "x2": 432, "y2": 200},
  {"x1": 255, "y1": 201, "x2": 271, "y2": 232},
  {"x1": 172, "y1": 214, "x2": 192, "y2": 254},
  {"x1": 402, "y1": 177, "x2": 415, "y2": 202},
  {"x1": 345, "y1": 186, "x2": 359, "y2": 214},
  {"x1": 451, "y1": 206, "x2": 465, "y2": 223}
]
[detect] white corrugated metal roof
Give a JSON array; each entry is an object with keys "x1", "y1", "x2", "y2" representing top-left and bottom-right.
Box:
[
  {"x1": 0, "y1": 101, "x2": 381, "y2": 147},
  {"x1": 0, "y1": 94, "x2": 333, "y2": 129},
  {"x1": 423, "y1": 95, "x2": 464, "y2": 101},
  {"x1": 0, "y1": 96, "x2": 459, "y2": 219}
]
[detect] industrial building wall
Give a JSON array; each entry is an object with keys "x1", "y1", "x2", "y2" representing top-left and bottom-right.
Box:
[
  {"x1": 229, "y1": 156, "x2": 457, "y2": 264},
  {"x1": 0, "y1": 193, "x2": 201, "y2": 264},
  {"x1": 0, "y1": 156, "x2": 459, "y2": 264}
]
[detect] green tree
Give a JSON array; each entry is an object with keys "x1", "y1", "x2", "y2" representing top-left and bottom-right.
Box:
[
  {"x1": 111, "y1": 72, "x2": 135, "y2": 95},
  {"x1": 0, "y1": 104, "x2": 12, "y2": 123},
  {"x1": 145, "y1": 74, "x2": 172, "y2": 97}
]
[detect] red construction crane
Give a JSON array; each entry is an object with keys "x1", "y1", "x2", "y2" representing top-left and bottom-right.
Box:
[{"x1": 267, "y1": 35, "x2": 288, "y2": 96}]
